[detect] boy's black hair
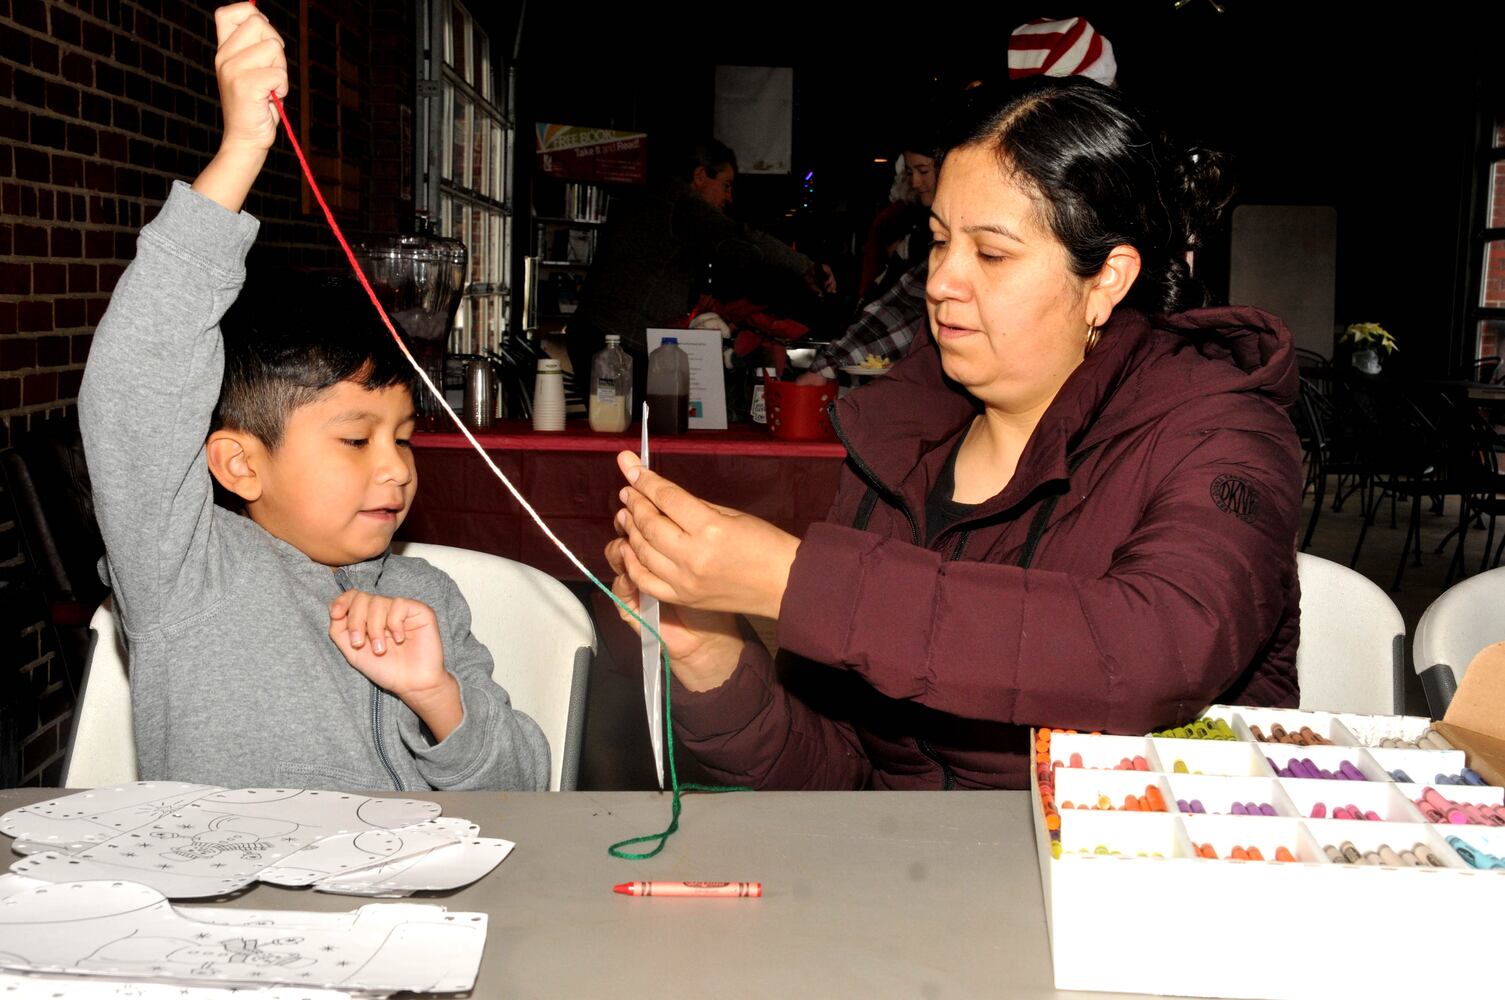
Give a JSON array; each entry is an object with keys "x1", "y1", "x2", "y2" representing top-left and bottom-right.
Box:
[{"x1": 212, "y1": 273, "x2": 418, "y2": 449}]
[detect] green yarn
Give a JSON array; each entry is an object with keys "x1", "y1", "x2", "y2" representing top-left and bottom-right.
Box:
[{"x1": 572, "y1": 565, "x2": 749, "y2": 859}]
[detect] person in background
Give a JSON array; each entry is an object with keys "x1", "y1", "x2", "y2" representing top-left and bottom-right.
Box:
[
  {"x1": 797, "y1": 15, "x2": 1118, "y2": 386},
  {"x1": 605, "y1": 76, "x2": 1297, "y2": 792},
  {"x1": 568, "y1": 138, "x2": 834, "y2": 404}
]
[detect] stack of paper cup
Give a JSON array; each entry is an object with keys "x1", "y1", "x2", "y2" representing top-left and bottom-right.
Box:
[{"x1": 532, "y1": 358, "x2": 566, "y2": 432}]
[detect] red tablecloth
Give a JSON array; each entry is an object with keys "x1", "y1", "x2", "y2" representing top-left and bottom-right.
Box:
[{"x1": 398, "y1": 421, "x2": 847, "y2": 581}]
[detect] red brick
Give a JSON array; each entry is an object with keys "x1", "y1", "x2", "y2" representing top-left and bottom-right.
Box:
[
  {"x1": 14, "y1": 224, "x2": 46, "y2": 256},
  {"x1": 0, "y1": 22, "x2": 28, "y2": 63},
  {"x1": 51, "y1": 154, "x2": 84, "y2": 187},
  {"x1": 111, "y1": 100, "x2": 138, "y2": 134},
  {"x1": 0, "y1": 338, "x2": 36, "y2": 371},
  {"x1": 58, "y1": 368, "x2": 83, "y2": 399},
  {"x1": 0, "y1": 378, "x2": 19, "y2": 409},
  {"x1": 98, "y1": 131, "x2": 127, "y2": 163},
  {"x1": 85, "y1": 297, "x2": 108, "y2": 324},
  {"x1": 67, "y1": 262, "x2": 96, "y2": 293},
  {"x1": 0, "y1": 302, "x2": 16, "y2": 335},
  {"x1": 12, "y1": 68, "x2": 43, "y2": 108},
  {"x1": 96, "y1": 62, "x2": 124, "y2": 95},
  {"x1": 19, "y1": 183, "x2": 37, "y2": 216},
  {"x1": 36, "y1": 336, "x2": 69, "y2": 367},
  {"x1": 34, "y1": 189, "x2": 52, "y2": 221},
  {"x1": 70, "y1": 332, "x2": 92, "y2": 364},
  {"x1": 32, "y1": 263, "x2": 66, "y2": 294},
  {"x1": 113, "y1": 231, "x2": 134, "y2": 258},
  {"x1": 115, "y1": 35, "x2": 140, "y2": 68},
  {"x1": 29, "y1": 113, "x2": 65, "y2": 151},
  {"x1": 50, "y1": 6, "x2": 81, "y2": 45},
  {"x1": 18, "y1": 301, "x2": 51, "y2": 333},
  {"x1": 84, "y1": 230, "x2": 112, "y2": 258},
  {"x1": 97, "y1": 262, "x2": 124, "y2": 290},
  {"x1": 0, "y1": 104, "x2": 24, "y2": 142},
  {"x1": 81, "y1": 91, "x2": 110, "y2": 126},
  {"x1": 14, "y1": 147, "x2": 47, "y2": 183},
  {"x1": 66, "y1": 122, "x2": 97, "y2": 156},
  {"x1": 140, "y1": 42, "x2": 164, "y2": 78},
  {"x1": 0, "y1": 223, "x2": 8, "y2": 256},
  {"x1": 22, "y1": 371, "x2": 57, "y2": 405},
  {"x1": 30, "y1": 35, "x2": 59, "y2": 75},
  {"x1": 45, "y1": 80, "x2": 81, "y2": 118},
  {"x1": 139, "y1": 108, "x2": 164, "y2": 140},
  {"x1": 51, "y1": 228, "x2": 82, "y2": 259},
  {"x1": 55, "y1": 297, "x2": 85, "y2": 328},
  {"x1": 84, "y1": 159, "x2": 114, "y2": 191}
]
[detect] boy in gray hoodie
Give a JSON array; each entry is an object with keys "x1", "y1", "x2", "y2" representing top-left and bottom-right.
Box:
[{"x1": 77, "y1": 3, "x2": 549, "y2": 790}]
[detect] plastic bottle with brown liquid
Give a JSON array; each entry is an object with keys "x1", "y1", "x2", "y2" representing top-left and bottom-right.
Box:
[{"x1": 646, "y1": 337, "x2": 690, "y2": 435}]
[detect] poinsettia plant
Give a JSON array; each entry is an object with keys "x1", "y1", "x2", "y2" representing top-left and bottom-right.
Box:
[{"x1": 1341, "y1": 322, "x2": 1398, "y2": 354}]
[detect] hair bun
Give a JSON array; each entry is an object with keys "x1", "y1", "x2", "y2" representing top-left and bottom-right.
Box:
[{"x1": 1173, "y1": 145, "x2": 1235, "y2": 251}]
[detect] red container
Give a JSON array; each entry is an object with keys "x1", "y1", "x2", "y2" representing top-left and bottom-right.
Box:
[{"x1": 764, "y1": 377, "x2": 836, "y2": 441}]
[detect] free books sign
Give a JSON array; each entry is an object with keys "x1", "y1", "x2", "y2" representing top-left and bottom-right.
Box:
[{"x1": 535, "y1": 124, "x2": 648, "y2": 184}]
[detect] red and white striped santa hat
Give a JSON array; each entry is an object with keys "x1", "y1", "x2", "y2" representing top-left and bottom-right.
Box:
[{"x1": 1007, "y1": 16, "x2": 1118, "y2": 87}]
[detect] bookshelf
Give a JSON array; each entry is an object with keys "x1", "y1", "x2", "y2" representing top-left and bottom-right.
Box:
[{"x1": 528, "y1": 179, "x2": 607, "y2": 335}]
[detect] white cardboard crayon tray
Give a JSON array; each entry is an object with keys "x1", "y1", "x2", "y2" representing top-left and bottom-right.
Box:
[{"x1": 1033, "y1": 709, "x2": 1505, "y2": 1000}]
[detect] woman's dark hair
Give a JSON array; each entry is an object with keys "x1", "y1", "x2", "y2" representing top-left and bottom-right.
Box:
[{"x1": 942, "y1": 76, "x2": 1233, "y2": 315}]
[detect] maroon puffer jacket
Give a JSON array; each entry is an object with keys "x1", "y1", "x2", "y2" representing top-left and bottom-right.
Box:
[{"x1": 673, "y1": 306, "x2": 1302, "y2": 790}]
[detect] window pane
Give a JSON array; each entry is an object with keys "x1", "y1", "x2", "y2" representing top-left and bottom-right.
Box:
[
  {"x1": 473, "y1": 25, "x2": 487, "y2": 97},
  {"x1": 1482, "y1": 240, "x2": 1505, "y2": 309},
  {"x1": 1496, "y1": 119, "x2": 1505, "y2": 149},
  {"x1": 490, "y1": 122, "x2": 502, "y2": 201},
  {"x1": 440, "y1": 82, "x2": 454, "y2": 182},
  {"x1": 1478, "y1": 320, "x2": 1505, "y2": 365},
  {"x1": 450, "y1": 6, "x2": 468, "y2": 78},
  {"x1": 471, "y1": 207, "x2": 485, "y2": 283},
  {"x1": 452, "y1": 94, "x2": 470, "y2": 188}
]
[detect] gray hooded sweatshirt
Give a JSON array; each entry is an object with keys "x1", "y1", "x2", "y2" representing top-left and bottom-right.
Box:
[{"x1": 78, "y1": 181, "x2": 549, "y2": 791}]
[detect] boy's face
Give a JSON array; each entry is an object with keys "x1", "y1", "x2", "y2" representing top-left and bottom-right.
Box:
[{"x1": 250, "y1": 380, "x2": 418, "y2": 568}]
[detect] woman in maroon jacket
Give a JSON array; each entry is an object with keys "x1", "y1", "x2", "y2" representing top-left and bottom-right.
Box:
[{"x1": 607, "y1": 78, "x2": 1302, "y2": 790}]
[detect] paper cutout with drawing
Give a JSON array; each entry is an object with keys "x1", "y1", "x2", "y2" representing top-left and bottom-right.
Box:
[
  {"x1": 0, "y1": 879, "x2": 485, "y2": 994},
  {"x1": 1, "y1": 785, "x2": 509, "y2": 898}
]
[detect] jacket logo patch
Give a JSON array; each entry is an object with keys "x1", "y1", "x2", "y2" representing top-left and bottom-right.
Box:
[{"x1": 1210, "y1": 474, "x2": 1259, "y2": 523}]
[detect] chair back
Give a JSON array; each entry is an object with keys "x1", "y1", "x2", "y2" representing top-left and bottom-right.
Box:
[
  {"x1": 1294, "y1": 553, "x2": 1405, "y2": 714},
  {"x1": 61, "y1": 597, "x2": 137, "y2": 787},
  {"x1": 393, "y1": 541, "x2": 594, "y2": 790},
  {"x1": 1413, "y1": 566, "x2": 1505, "y2": 716},
  {"x1": 66, "y1": 546, "x2": 595, "y2": 791}
]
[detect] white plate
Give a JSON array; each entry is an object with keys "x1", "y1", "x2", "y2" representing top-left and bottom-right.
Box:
[{"x1": 840, "y1": 364, "x2": 893, "y2": 378}]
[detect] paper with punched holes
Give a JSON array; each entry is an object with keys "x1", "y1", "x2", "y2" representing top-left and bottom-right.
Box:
[
  {"x1": 0, "y1": 969, "x2": 354, "y2": 998},
  {"x1": 639, "y1": 409, "x2": 665, "y2": 789},
  {"x1": 0, "y1": 879, "x2": 486, "y2": 994},
  {"x1": 0, "y1": 785, "x2": 510, "y2": 898}
]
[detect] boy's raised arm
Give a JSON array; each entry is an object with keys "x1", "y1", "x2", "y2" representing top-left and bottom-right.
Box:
[{"x1": 78, "y1": 5, "x2": 286, "y2": 629}]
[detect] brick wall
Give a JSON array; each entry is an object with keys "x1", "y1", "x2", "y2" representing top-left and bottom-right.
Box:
[{"x1": 1, "y1": 0, "x2": 416, "y2": 785}]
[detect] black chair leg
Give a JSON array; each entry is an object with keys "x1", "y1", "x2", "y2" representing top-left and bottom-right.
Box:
[{"x1": 1302, "y1": 469, "x2": 1327, "y2": 551}]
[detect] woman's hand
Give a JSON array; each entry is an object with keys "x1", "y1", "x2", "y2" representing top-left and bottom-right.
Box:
[
  {"x1": 612, "y1": 451, "x2": 800, "y2": 621},
  {"x1": 605, "y1": 536, "x2": 744, "y2": 693}
]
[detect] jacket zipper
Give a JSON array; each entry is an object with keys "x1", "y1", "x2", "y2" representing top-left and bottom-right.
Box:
[
  {"x1": 829, "y1": 405, "x2": 921, "y2": 545},
  {"x1": 336, "y1": 567, "x2": 404, "y2": 791},
  {"x1": 917, "y1": 738, "x2": 957, "y2": 790}
]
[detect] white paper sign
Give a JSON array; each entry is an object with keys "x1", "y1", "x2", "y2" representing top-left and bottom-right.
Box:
[{"x1": 647, "y1": 328, "x2": 728, "y2": 430}]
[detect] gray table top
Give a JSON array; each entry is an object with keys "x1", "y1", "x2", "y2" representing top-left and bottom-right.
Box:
[{"x1": 0, "y1": 787, "x2": 1154, "y2": 999}]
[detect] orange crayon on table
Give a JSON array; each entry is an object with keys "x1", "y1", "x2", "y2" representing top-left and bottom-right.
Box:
[{"x1": 614, "y1": 881, "x2": 763, "y2": 898}]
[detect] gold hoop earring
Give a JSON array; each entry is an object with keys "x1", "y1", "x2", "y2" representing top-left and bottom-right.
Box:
[{"x1": 1084, "y1": 322, "x2": 1101, "y2": 355}]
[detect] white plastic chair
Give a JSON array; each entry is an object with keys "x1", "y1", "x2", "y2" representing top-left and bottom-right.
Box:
[
  {"x1": 393, "y1": 541, "x2": 595, "y2": 791},
  {"x1": 61, "y1": 597, "x2": 135, "y2": 787},
  {"x1": 1413, "y1": 565, "x2": 1505, "y2": 716},
  {"x1": 64, "y1": 545, "x2": 595, "y2": 791},
  {"x1": 1294, "y1": 552, "x2": 1405, "y2": 714}
]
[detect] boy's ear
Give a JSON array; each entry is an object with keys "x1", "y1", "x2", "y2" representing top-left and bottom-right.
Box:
[{"x1": 206, "y1": 429, "x2": 265, "y2": 503}]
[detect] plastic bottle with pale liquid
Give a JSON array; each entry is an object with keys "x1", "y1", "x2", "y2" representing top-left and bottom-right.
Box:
[{"x1": 588, "y1": 334, "x2": 632, "y2": 432}]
